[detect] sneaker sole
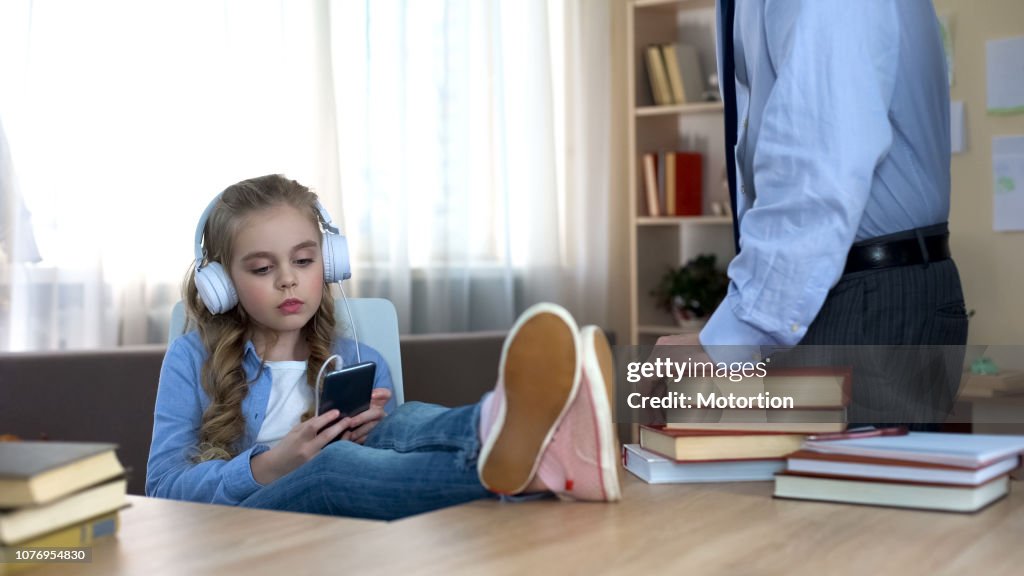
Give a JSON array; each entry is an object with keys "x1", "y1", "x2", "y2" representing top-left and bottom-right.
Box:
[
  {"x1": 478, "y1": 304, "x2": 581, "y2": 494},
  {"x1": 581, "y1": 326, "x2": 622, "y2": 502}
]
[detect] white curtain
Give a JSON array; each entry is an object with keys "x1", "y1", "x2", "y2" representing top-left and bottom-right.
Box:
[
  {"x1": 332, "y1": 0, "x2": 616, "y2": 334},
  {"x1": 0, "y1": 0, "x2": 615, "y2": 350},
  {"x1": 0, "y1": 0, "x2": 343, "y2": 350},
  {"x1": 560, "y1": 0, "x2": 617, "y2": 332}
]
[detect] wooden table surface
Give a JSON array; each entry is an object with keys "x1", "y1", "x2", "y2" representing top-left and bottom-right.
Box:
[{"x1": 30, "y1": 472, "x2": 1024, "y2": 575}]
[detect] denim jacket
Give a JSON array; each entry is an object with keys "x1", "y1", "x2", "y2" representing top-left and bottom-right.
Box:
[{"x1": 145, "y1": 330, "x2": 395, "y2": 505}]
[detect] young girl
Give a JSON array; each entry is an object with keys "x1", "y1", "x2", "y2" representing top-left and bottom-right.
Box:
[{"x1": 146, "y1": 174, "x2": 620, "y2": 520}]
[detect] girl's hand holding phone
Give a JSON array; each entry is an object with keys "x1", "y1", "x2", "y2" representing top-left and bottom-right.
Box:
[
  {"x1": 251, "y1": 409, "x2": 351, "y2": 485},
  {"x1": 347, "y1": 388, "x2": 392, "y2": 445}
]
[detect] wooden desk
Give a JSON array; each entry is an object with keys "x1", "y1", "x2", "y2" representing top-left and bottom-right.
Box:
[
  {"x1": 28, "y1": 496, "x2": 385, "y2": 576},
  {"x1": 32, "y1": 474, "x2": 1024, "y2": 575}
]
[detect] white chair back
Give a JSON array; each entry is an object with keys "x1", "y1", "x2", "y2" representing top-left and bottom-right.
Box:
[{"x1": 168, "y1": 298, "x2": 404, "y2": 405}]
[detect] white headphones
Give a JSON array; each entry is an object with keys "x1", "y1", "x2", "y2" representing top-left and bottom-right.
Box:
[{"x1": 193, "y1": 192, "x2": 351, "y2": 314}]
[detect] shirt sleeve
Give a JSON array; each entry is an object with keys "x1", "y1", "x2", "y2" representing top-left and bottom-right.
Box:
[
  {"x1": 702, "y1": 0, "x2": 899, "y2": 352},
  {"x1": 145, "y1": 336, "x2": 267, "y2": 505}
]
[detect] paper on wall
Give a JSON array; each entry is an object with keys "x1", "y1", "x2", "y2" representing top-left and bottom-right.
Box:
[
  {"x1": 986, "y1": 36, "x2": 1024, "y2": 116},
  {"x1": 939, "y1": 14, "x2": 954, "y2": 88},
  {"x1": 992, "y1": 136, "x2": 1024, "y2": 232},
  {"x1": 951, "y1": 101, "x2": 965, "y2": 155}
]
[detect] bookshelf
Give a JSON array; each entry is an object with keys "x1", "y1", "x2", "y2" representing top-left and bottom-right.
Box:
[{"x1": 626, "y1": 0, "x2": 735, "y2": 345}]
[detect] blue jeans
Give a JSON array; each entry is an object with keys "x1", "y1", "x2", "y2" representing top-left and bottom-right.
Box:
[{"x1": 239, "y1": 401, "x2": 492, "y2": 521}]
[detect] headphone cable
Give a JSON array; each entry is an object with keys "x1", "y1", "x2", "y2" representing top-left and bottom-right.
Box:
[
  {"x1": 314, "y1": 354, "x2": 342, "y2": 416},
  {"x1": 338, "y1": 282, "x2": 361, "y2": 364}
]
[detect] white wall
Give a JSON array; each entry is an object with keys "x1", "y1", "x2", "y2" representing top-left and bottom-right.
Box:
[{"x1": 934, "y1": 0, "x2": 1024, "y2": 346}]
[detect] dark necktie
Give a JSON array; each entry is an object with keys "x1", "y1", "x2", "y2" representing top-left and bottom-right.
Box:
[{"x1": 722, "y1": 0, "x2": 740, "y2": 253}]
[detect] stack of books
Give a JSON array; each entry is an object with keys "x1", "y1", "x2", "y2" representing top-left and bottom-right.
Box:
[
  {"x1": 625, "y1": 368, "x2": 850, "y2": 483},
  {"x1": 774, "y1": 432, "x2": 1024, "y2": 513},
  {"x1": 1, "y1": 441, "x2": 127, "y2": 570}
]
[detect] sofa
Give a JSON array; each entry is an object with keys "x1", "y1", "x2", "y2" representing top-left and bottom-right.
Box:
[{"x1": 0, "y1": 332, "x2": 511, "y2": 496}]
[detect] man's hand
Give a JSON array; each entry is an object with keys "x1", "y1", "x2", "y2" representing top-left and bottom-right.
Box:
[
  {"x1": 632, "y1": 332, "x2": 712, "y2": 426},
  {"x1": 655, "y1": 332, "x2": 710, "y2": 363}
]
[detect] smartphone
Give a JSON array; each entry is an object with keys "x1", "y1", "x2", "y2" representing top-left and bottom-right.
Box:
[{"x1": 318, "y1": 361, "x2": 376, "y2": 420}]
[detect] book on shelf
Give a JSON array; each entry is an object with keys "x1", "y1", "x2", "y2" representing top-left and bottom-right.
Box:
[
  {"x1": 642, "y1": 153, "x2": 660, "y2": 216},
  {"x1": 660, "y1": 43, "x2": 686, "y2": 105},
  {"x1": 801, "y1": 432, "x2": 1024, "y2": 469},
  {"x1": 0, "y1": 441, "x2": 124, "y2": 507},
  {"x1": 657, "y1": 150, "x2": 667, "y2": 213},
  {"x1": 639, "y1": 424, "x2": 806, "y2": 462},
  {"x1": 665, "y1": 152, "x2": 676, "y2": 216},
  {"x1": 671, "y1": 151, "x2": 702, "y2": 216},
  {"x1": 0, "y1": 511, "x2": 120, "y2": 574},
  {"x1": 784, "y1": 449, "x2": 1020, "y2": 486},
  {"x1": 623, "y1": 443, "x2": 785, "y2": 484},
  {"x1": 644, "y1": 45, "x2": 673, "y2": 106},
  {"x1": 773, "y1": 472, "x2": 1010, "y2": 513},
  {"x1": 661, "y1": 43, "x2": 706, "y2": 104},
  {"x1": 0, "y1": 478, "x2": 127, "y2": 546}
]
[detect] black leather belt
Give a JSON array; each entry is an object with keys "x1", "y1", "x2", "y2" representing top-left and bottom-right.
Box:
[{"x1": 844, "y1": 230, "x2": 951, "y2": 275}]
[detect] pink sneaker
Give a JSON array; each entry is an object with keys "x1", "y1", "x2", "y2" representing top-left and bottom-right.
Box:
[
  {"x1": 477, "y1": 303, "x2": 581, "y2": 495},
  {"x1": 535, "y1": 325, "x2": 621, "y2": 502}
]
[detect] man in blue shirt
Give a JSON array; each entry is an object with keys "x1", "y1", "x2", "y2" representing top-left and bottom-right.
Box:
[{"x1": 661, "y1": 0, "x2": 968, "y2": 426}]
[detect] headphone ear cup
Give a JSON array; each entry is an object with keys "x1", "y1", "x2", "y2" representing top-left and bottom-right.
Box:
[
  {"x1": 321, "y1": 233, "x2": 351, "y2": 283},
  {"x1": 195, "y1": 261, "x2": 238, "y2": 314}
]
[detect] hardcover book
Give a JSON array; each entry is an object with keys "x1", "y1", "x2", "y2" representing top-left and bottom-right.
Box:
[
  {"x1": 0, "y1": 511, "x2": 120, "y2": 574},
  {"x1": 643, "y1": 153, "x2": 660, "y2": 216},
  {"x1": 662, "y1": 43, "x2": 705, "y2": 104},
  {"x1": 664, "y1": 408, "x2": 847, "y2": 434},
  {"x1": 785, "y1": 450, "x2": 1020, "y2": 486},
  {"x1": 671, "y1": 152, "x2": 701, "y2": 216},
  {"x1": 640, "y1": 425, "x2": 805, "y2": 462},
  {"x1": 0, "y1": 478, "x2": 127, "y2": 546},
  {"x1": 802, "y1": 432, "x2": 1024, "y2": 468},
  {"x1": 0, "y1": 441, "x2": 124, "y2": 508},
  {"x1": 644, "y1": 45, "x2": 672, "y2": 106},
  {"x1": 624, "y1": 444, "x2": 784, "y2": 484},
  {"x1": 667, "y1": 367, "x2": 852, "y2": 409},
  {"x1": 774, "y1": 473, "x2": 1010, "y2": 513}
]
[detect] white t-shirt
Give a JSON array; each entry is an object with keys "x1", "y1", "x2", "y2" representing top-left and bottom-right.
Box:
[{"x1": 254, "y1": 361, "x2": 313, "y2": 447}]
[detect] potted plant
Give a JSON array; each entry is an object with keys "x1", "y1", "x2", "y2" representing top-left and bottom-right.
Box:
[{"x1": 651, "y1": 254, "x2": 729, "y2": 329}]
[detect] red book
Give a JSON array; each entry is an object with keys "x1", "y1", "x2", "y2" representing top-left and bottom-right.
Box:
[{"x1": 673, "y1": 152, "x2": 702, "y2": 216}]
